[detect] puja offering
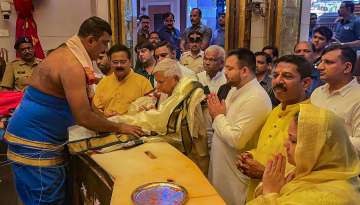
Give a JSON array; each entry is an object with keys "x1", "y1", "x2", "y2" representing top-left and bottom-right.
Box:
[{"x1": 131, "y1": 182, "x2": 188, "y2": 205}]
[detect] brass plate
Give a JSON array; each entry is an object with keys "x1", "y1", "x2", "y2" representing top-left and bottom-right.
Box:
[{"x1": 131, "y1": 182, "x2": 188, "y2": 205}]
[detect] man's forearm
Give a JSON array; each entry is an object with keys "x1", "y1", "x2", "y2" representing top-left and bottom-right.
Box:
[
  {"x1": 91, "y1": 103, "x2": 106, "y2": 117},
  {"x1": 342, "y1": 40, "x2": 360, "y2": 48},
  {"x1": 76, "y1": 111, "x2": 120, "y2": 133}
]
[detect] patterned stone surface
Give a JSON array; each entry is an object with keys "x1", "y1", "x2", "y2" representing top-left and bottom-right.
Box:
[{"x1": 278, "y1": 0, "x2": 302, "y2": 55}]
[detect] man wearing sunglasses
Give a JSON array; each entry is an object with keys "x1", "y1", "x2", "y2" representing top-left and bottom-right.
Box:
[
  {"x1": 180, "y1": 8, "x2": 212, "y2": 52},
  {"x1": 180, "y1": 31, "x2": 204, "y2": 74},
  {"x1": 1, "y1": 36, "x2": 41, "y2": 91},
  {"x1": 93, "y1": 44, "x2": 153, "y2": 117}
]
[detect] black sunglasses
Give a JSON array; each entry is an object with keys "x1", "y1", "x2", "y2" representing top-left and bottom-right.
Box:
[{"x1": 189, "y1": 37, "x2": 202, "y2": 43}]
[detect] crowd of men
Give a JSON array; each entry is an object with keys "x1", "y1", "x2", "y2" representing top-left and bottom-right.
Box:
[{"x1": 0, "y1": 1, "x2": 360, "y2": 205}]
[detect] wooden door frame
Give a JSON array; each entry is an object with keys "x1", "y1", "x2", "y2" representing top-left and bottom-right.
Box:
[
  {"x1": 225, "y1": 0, "x2": 252, "y2": 51},
  {"x1": 109, "y1": 0, "x2": 127, "y2": 45}
]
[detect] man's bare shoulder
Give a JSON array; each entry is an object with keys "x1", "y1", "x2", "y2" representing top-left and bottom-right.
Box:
[{"x1": 30, "y1": 46, "x2": 86, "y2": 97}]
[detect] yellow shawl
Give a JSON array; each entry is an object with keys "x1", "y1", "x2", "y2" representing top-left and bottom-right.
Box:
[
  {"x1": 67, "y1": 77, "x2": 206, "y2": 155},
  {"x1": 247, "y1": 104, "x2": 360, "y2": 205}
]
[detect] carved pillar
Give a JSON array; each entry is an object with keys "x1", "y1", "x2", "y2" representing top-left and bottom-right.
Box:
[
  {"x1": 110, "y1": 0, "x2": 137, "y2": 50},
  {"x1": 274, "y1": 0, "x2": 302, "y2": 55},
  {"x1": 225, "y1": 0, "x2": 252, "y2": 51},
  {"x1": 109, "y1": 0, "x2": 120, "y2": 44}
]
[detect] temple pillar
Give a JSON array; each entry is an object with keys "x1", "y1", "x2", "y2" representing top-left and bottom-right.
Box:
[
  {"x1": 274, "y1": 0, "x2": 302, "y2": 55},
  {"x1": 225, "y1": 0, "x2": 252, "y2": 50}
]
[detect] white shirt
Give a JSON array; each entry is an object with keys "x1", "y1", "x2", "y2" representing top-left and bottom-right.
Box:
[
  {"x1": 209, "y1": 78, "x2": 272, "y2": 205},
  {"x1": 197, "y1": 70, "x2": 226, "y2": 94},
  {"x1": 197, "y1": 70, "x2": 227, "y2": 149},
  {"x1": 311, "y1": 78, "x2": 360, "y2": 154}
]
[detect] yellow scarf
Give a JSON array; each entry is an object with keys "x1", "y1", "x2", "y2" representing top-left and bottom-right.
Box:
[{"x1": 247, "y1": 104, "x2": 360, "y2": 205}]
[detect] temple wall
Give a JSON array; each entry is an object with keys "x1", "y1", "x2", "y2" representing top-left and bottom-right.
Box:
[{"x1": 0, "y1": 0, "x2": 109, "y2": 60}]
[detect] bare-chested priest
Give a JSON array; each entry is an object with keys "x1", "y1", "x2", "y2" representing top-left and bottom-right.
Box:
[{"x1": 3, "y1": 16, "x2": 143, "y2": 205}]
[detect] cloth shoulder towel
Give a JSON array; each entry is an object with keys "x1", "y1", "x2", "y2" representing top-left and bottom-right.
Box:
[{"x1": 65, "y1": 35, "x2": 96, "y2": 99}]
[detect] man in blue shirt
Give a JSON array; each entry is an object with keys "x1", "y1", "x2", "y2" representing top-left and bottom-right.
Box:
[
  {"x1": 158, "y1": 12, "x2": 181, "y2": 59},
  {"x1": 334, "y1": 1, "x2": 360, "y2": 50},
  {"x1": 211, "y1": 13, "x2": 225, "y2": 48}
]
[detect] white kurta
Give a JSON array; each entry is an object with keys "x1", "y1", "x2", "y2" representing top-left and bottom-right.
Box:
[
  {"x1": 311, "y1": 78, "x2": 360, "y2": 155},
  {"x1": 197, "y1": 70, "x2": 227, "y2": 148},
  {"x1": 197, "y1": 70, "x2": 227, "y2": 94},
  {"x1": 209, "y1": 79, "x2": 272, "y2": 205}
]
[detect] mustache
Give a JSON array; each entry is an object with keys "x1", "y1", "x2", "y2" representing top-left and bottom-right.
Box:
[
  {"x1": 272, "y1": 83, "x2": 287, "y2": 91},
  {"x1": 114, "y1": 67, "x2": 125, "y2": 72}
]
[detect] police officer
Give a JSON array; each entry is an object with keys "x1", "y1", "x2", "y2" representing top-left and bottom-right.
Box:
[{"x1": 0, "y1": 36, "x2": 41, "y2": 91}]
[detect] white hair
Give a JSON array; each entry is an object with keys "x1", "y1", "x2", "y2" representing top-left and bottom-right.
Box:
[
  {"x1": 153, "y1": 58, "x2": 182, "y2": 78},
  {"x1": 205, "y1": 45, "x2": 225, "y2": 61}
]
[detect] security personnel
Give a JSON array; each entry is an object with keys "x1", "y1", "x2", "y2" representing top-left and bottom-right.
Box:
[
  {"x1": 179, "y1": 31, "x2": 204, "y2": 73},
  {"x1": 0, "y1": 36, "x2": 41, "y2": 91}
]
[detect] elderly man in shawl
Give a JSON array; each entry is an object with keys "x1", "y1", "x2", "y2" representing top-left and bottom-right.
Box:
[
  {"x1": 3, "y1": 17, "x2": 143, "y2": 205},
  {"x1": 247, "y1": 104, "x2": 360, "y2": 205},
  {"x1": 69, "y1": 58, "x2": 209, "y2": 173}
]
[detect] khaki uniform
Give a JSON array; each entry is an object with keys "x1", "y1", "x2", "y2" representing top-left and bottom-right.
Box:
[
  {"x1": 0, "y1": 58, "x2": 41, "y2": 91},
  {"x1": 179, "y1": 51, "x2": 204, "y2": 74}
]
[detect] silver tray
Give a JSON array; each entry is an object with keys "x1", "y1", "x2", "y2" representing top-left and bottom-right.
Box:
[{"x1": 131, "y1": 182, "x2": 188, "y2": 205}]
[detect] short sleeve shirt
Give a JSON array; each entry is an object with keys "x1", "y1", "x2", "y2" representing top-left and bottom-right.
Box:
[
  {"x1": 137, "y1": 29, "x2": 150, "y2": 44},
  {"x1": 179, "y1": 51, "x2": 204, "y2": 73},
  {"x1": 335, "y1": 16, "x2": 360, "y2": 45},
  {"x1": 158, "y1": 26, "x2": 181, "y2": 58},
  {"x1": 211, "y1": 27, "x2": 225, "y2": 47},
  {"x1": 0, "y1": 58, "x2": 41, "y2": 90}
]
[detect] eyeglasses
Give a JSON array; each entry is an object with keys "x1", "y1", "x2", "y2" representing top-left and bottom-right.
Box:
[
  {"x1": 111, "y1": 60, "x2": 129, "y2": 66},
  {"x1": 203, "y1": 56, "x2": 219, "y2": 63},
  {"x1": 189, "y1": 37, "x2": 202, "y2": 43}
]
